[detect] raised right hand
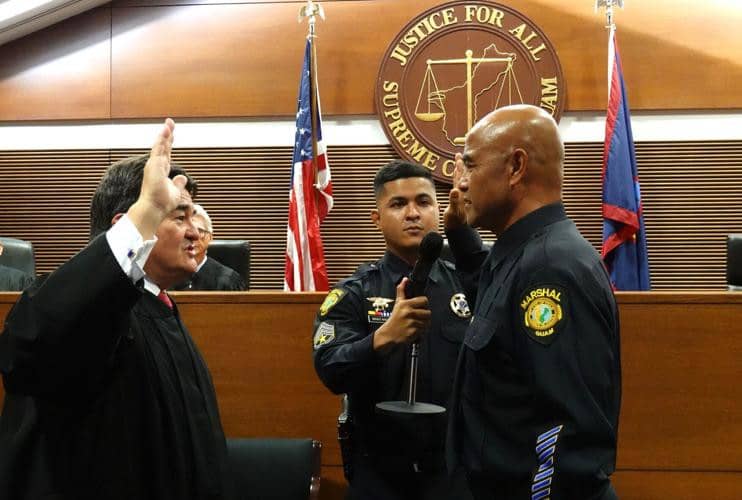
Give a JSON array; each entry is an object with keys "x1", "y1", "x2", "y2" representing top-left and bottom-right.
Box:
[
  {"x1": 373, "y1": 277, "x2": 431, "y2": 352},
  {"x1": 443, "y1": 153, "x2": 468, "y2": 231},
  {"x1": 127, "y1": 119, "x2": 185, "y2": 240}
]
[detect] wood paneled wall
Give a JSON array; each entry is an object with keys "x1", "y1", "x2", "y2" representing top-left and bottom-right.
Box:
[
  {"x1": 0, "y1": 0, "x2": 741, "y2": 120},
  {"x1": 1, "y1": 291, "x2": 741, "y2": 499},
  {"x1": 1, "y1": 141, "x2": 741, "y2": 290}
]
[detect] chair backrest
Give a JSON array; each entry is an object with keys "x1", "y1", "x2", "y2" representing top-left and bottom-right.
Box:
[
  {"x1": 0, "y1": 237, "x2": 35, "y2": 276},
  {"x1": 227, "y1": 437, "x2": 321, "y2": 500},
  {"x1": 727, "y1": 234, "x2": 742, "y2": 290},
  {"x1": 207, "y1": 240, "x2": 250, "y2": 289}
]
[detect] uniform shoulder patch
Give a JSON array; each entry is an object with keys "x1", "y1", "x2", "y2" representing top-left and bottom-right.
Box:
[
  {"x1": 519, "y1": 285, "x2": 565, "y2": 345},
  {"x1": 319, "y1": 288, "x2": 347, "y2": 316},
  {"x1": 313, "y1": 321, "x2": 336, "y2": 350}
]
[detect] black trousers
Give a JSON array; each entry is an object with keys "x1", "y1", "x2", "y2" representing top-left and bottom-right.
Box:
[
  {"x1": 467, "y1": 473, "x2": 618, "y2": 500},
  {"x1": 347, "y1": 455, "x2": 472, "y2": 500}
]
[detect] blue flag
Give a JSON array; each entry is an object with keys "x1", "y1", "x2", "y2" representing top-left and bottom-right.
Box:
[{"x1": 601, "y1": 27, "x2": 650, "y2": 290}]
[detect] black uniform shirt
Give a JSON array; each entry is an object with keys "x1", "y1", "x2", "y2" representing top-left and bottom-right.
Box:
[
  {"x1": 448, "y1": 202, "x2": 621, "y2": 499},
  {"x1": 313, "y1": 250, "x2": 473, "y2": 463}
]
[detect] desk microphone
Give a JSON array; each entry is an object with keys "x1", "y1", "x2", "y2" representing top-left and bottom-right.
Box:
[{"x1": 376, "y1": 231, "x2": 446, "y2": 416}]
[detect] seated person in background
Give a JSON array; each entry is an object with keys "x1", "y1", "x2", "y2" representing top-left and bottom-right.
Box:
[
  {"x1": 312, "y1": 160, "x2": 479, "y2": 500},
  {"x1": 0, "y1": 242, "x2": 34, "y2": 291},
  {"x1": 0, "y1": 119, "x2": 232, "y2": 500},
  {"x1": 171, "y1": 204, "x2": 246, "y2": 291}
]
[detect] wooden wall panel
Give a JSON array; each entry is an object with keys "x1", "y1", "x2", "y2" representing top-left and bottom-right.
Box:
[
  {"x1": 2, "y1": 141, "x2": 741, "y2": 290},
  {"x1": 1, "y1": 0, "x2": 741, "y2": 120},
  {"x1": 108, "y1": 0, "x2": 742, "y2": 118},
  {"x1": 1, "y1": 292, "x2": 741, "y2": 500},
  {"x1": 0, "y1": 8, "x2": 111, "y2": 121}
]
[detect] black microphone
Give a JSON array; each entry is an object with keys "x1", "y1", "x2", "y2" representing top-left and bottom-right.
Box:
[{"x1": 406, "y1": 232, "x2": 444, "y2": 298}]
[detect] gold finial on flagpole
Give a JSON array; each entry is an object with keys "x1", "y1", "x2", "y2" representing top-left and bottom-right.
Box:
[
  {"x1": 299, "y1": 0, "x2": 325, "y2": 38},
  {"x1": 595, "y1": 0, "x2": 624, "y2": 30}
]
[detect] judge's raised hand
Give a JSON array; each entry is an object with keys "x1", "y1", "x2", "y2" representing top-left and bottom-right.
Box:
[
  {"x1": 443, "y1": 152, "x2": 468, "y2": 231},
  {"x1": 128, "y1": 119, "x2": 185, "y2": 240}
]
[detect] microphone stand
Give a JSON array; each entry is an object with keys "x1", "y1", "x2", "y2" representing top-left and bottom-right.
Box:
[
  {"x1": 376, "y1": 231, "x2": 446, "y2": 416},
  {"x1": 376, "y1": 337, "x2": 445, "y2": 415}
]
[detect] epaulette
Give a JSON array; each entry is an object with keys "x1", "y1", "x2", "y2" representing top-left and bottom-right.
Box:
[
  {"x1": 440, "y1": 259, "x2": 456, "y2": 271},
  {"x1": 353, "y1": 262, "x2": 379, "y2": 277},
  {"x1": 335, "y1": 262, "x2": 378, "y2": 289}
]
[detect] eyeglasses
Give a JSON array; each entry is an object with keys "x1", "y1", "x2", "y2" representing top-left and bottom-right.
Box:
[{"x1": 196, "y1": 227, "x2": 212, "y2": 237}]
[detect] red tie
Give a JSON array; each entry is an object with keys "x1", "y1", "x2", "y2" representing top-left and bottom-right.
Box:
[{"x1": 157, "y1": 291, "x2": 173, "y2": 309}]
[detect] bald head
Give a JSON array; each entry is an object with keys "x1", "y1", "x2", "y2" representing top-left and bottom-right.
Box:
[
  {"x1": 471, "y1": 104, "x2": 564, "y2": 193},
  {"x1": 458, "y1": 105, "x2": 564, "y2": 233}
]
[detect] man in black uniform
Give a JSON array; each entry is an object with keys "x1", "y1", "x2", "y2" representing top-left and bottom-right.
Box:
[
  {"x1": 313, "y1": 161, "x2": 475, "y2": 500},
  {"x1": 0, "y1": 120, "x2": 232, "y2": 500},
  {"x1": 444, "y1": 105, "x2": 621, "y2": 499}
]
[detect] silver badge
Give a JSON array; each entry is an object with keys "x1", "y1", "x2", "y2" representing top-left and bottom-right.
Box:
[{"x1": 450, "y1": 293, "x2": 471, "y2": 319}]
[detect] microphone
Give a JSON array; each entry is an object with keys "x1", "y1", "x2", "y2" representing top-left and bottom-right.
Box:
[{"x1": 406, "y1": 231, "x2": 444, "y2": 298}]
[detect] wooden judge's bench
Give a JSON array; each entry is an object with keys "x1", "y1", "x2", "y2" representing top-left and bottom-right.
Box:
[{"x1": 0, "y1": 291, "x2": 740, "y2": 499}]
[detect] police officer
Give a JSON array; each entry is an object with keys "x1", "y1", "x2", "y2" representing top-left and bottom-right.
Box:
[
  {"x1": 444, "y1": 105, "x2": 621, "y2": 499},
  {"x1": 313, "y1": 160, "x2": 476, "y2": 500}
]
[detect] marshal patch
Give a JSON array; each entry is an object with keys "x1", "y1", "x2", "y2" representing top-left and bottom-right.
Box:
[
  {"x1": 367, "y1": 297, "x2": 394, "y2": 324},
  {"x1": 313, "y1": 321, "x2": 336, "y2": 350},
  {"x1": 320, "y1": 289, "x2": 346, "y2": 316},
  {"x1": 520, "y1": 285, "x2": 564, "y2": 345}
]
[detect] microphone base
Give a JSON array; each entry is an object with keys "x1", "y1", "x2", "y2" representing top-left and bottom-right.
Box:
[{"x1": 375, "y1": 400, "x2": 446, "y2": 416}]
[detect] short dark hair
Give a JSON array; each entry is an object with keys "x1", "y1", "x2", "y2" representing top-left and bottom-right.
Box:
[
  {"x1": 373, "y1": 160, "x2": 435, "y2": 198},
  {"x1": 89, "y1": 154, "x2": 197, "y2": 239}
]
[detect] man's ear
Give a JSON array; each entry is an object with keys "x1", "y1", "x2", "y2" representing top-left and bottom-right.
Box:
[
  {"x1": 509, "y1": 148, "x2": 528, "y2": 187},
  {"x1": 370, "y1": 209, "x2": 381, "y2": 230},
  {"x1": 110, "y1": 213, "x2": 125, "y2": 227}
]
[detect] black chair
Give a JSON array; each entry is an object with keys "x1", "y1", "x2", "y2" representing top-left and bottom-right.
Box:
[
  {"x1": 227, "y1": 437, "x2": 321, "y2": 500},
  {"x1": 208, "y1": 240, "x2": 250, "y2": 289},
  {"x1": 0, "y1": 237, "x2": 35, "y2": 276},
  {"x1": 727, "y1": 234, "x2": 742, "y2": 291}
]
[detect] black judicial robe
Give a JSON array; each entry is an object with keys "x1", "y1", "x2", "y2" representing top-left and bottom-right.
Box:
[
  {"x1": 0, "y1": 235, "x2": 232, "y2": 500},
  {"x1": 172, "y1": 257, "x2": 246, "y2": 291}
]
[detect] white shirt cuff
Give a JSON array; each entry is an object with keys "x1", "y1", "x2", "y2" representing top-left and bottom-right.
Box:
[{"x1": 105, "y1": 214, "x2": 157, "y2": 283}]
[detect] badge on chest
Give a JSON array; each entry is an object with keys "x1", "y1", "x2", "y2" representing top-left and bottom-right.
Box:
[
  {"x1": 367, "y1": 297, "x2": 394, "y2": 324},
  {"x1": 450, "y1": 292, "x2": 471, "y2": 319}
]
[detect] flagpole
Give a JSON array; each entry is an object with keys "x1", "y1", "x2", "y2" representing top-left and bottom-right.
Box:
[{"x1": 300, "y1": 0, "x2": 325, "y2": 187}]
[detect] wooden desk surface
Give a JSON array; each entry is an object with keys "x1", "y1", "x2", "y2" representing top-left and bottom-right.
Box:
[{"x1": 1, "y1": 291, "x2": 741, "y2": 498}]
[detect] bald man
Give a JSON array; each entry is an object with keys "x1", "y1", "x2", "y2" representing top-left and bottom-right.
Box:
[{"x1": 444, "y1": 105, "x2": 620, "y2": 499}]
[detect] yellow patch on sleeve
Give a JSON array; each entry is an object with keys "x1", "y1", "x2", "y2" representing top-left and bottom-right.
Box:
[{"x1": 319, "y1": 289, "x2": 347, "y2": 316}]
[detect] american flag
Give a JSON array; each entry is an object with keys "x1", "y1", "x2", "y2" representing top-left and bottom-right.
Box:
[
  {"x1": 601, "y1": 25, "x2": 650, "y2": 290},
  {"x1": 284, "y1": 37, "x2": 333, "y2": 291}
]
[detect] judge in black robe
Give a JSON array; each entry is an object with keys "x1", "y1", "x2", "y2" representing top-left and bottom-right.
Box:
[
  {"x1": 173, "y1": 256, "x2": 245, "y2": 291},
  {"x1": 0, "y1": 120, "x2": 233, "y2": 500},
  {"x1": 172, "y1": 205, "x2": 246, "y2": 292}
]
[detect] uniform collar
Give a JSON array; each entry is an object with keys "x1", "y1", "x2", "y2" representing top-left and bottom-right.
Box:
[
  {"x1": 487, "y1": 202, "x2": 567, "y2": 271},
  {"x1": 381, "y1": 249, "x2": 441, "y2": 286}
]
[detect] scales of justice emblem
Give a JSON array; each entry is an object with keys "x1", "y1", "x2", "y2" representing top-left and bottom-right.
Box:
[
  {"x1": 376, "y1": 1, "x2": 565, "y2": 182},
  {"x1": 415, "y1": 43, "x2": 523, "y2": 146}
]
